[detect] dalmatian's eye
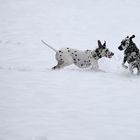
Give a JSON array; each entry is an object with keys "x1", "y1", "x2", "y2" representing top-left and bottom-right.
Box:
[{"x1": 105, "y1": 49, "x2": 108, "y2": 52}]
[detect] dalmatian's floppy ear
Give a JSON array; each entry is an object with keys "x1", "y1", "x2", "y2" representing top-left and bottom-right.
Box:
[{"x1": 98, "y1": 40, "x2": 103, "y2": 48}]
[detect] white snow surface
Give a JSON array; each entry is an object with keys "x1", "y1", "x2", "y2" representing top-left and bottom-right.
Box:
[{"x1": 1, "y1": 0, "x2": 140, "y2": 140}]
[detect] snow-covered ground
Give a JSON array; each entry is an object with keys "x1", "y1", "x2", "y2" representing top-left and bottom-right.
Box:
[{"x1": 1, "y1": 0, "x2": 140, "y2": 140}]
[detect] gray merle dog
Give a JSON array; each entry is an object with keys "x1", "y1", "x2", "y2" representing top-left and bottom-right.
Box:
[
  {"x1": 118, "y1": 35, "x2": 140, "y2": 74},
  {"x1": 42, "y1": 40, "x2": 114, "y2": 70}
]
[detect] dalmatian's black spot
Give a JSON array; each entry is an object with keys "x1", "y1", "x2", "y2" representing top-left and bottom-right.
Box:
[
  {"x1": 72, "y1": 53, "x2": 74, "y2": 55},
  {"x1": 59, "y1": 50, "x2": 63, "y2": 53},
  {"x1": 95, "y1": 49, "x2": 99, "y2": 53},
  {"x1": 73, "y1": 59, "x2": 76, "y2": 61},
  {"x1": 74, "y1": 51, "x2": 77, "y2": 53},
  {"x1": 78, "y1": 59, "x2": 80, "y2": 61},
  {"x1": 60, "y1": 55, "x2": 62, "y2": 57},
  {"x1": 60, "y1": 59, "x2": 63, "y2": 61},
  {"x1": 84, "y1": 60, "x2": 86, "y2": 63},
  {"x1": 67, "y1": 48, "x2": 69, "y2": 49},
  {"x1": 81, "y1": 64, "x2": 83, "y2": 67},
  {"x1": 75, "y1": 54, "x2": 77, "y2": 56},
  {"x1": 68, "y1": 50, "x2": 70, "y2": 52},
  {"x1": 88, "y1": 60, "x2": 91, "y2": 62}
]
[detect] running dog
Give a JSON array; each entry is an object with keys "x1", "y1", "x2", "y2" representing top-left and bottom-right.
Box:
[
  {"x1": 118, "y1": 35, "x2": 140, "y2": 74},
  {"x1": 42, "y1": 40, "x2": 114, "y2": 70}
]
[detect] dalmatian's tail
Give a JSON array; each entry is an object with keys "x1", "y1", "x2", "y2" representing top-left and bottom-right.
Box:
[{"x1": 41, "y1": 40, "x2": 57, "y2": 52}]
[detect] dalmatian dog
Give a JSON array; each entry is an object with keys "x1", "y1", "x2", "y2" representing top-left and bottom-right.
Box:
[
  {"x1": 118, "y1": 35, "x2": 140, "y2": 74},
  {"x1": 42, "y1": 40, "x2": 114, "y2": 70}
]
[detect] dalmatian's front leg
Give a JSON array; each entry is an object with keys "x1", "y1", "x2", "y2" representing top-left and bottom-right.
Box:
[{"x1": 91, "y1": 60, "x2": 99, "y2": 70}]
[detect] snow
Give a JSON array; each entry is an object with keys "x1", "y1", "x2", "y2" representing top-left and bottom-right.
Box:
[{"x1": 0, "y1": 0, "x2": 140, "y2": 140}]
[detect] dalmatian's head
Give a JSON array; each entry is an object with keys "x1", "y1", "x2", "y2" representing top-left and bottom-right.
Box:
[
  {"x1": 94, "y1": 40, "x2": 114, "y2": 59},
  {"x1": 118, "y1": 35, "x2": 135, "y2": 51}
]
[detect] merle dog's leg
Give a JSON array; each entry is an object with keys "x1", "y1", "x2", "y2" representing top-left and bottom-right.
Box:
[
  {"x1": 129, "y1": 63, "x2": 139, "y2": 75},
  {"x1": 129, "y1": 66, "x2": 134, "y2": 74},
  {"x1": 136, "y1": 66, "x2": 140, "y2": 75},
  {"x1": 122, "y1": 55, "x2": 128, "y2": 69},
  {"x1": 129, "y1": 63, "x2": 135, "y2": 74},
  {"x1": 137, "y1": 69, "x2": 140, "y2": 75}
]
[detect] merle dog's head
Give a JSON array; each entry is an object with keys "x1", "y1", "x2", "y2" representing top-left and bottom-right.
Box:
[
  {"x1": 94, "y1": 40, "x2": 114, "y2": 59},
  {"x1": 118, "y1": 35, "x2": 135, "y2": 51}
]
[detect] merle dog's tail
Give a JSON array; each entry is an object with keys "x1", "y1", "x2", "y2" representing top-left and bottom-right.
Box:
[{"x1": 41, "y1": 40, "x2": 57, "y2": 52}]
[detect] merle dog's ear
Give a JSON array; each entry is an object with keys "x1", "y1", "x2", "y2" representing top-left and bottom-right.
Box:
[
  {"x1": 103, "y1": 41, "x2": 106, "y2": 47},
  {"x1": 98, "y1": 40, "x2": 103, "y2": 48},
  {"x1": 130, "y1": 35, "x2": 135, "y2": 39},
  {"x1": 130, "y1": 35, "x2": 135, "y2": 42}
]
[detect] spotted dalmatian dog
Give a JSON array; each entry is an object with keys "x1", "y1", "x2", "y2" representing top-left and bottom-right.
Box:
[
  {"x1": 118, "y1": 35, "x2": 140, "y2": 74},
  {"x1": 42, "y1": 40, "x2": 114, "y2": 70}
]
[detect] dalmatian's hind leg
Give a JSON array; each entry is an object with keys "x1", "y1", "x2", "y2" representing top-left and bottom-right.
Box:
[{"x1": 52, "y1": 60, "x2": 64, "y2": 70}]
